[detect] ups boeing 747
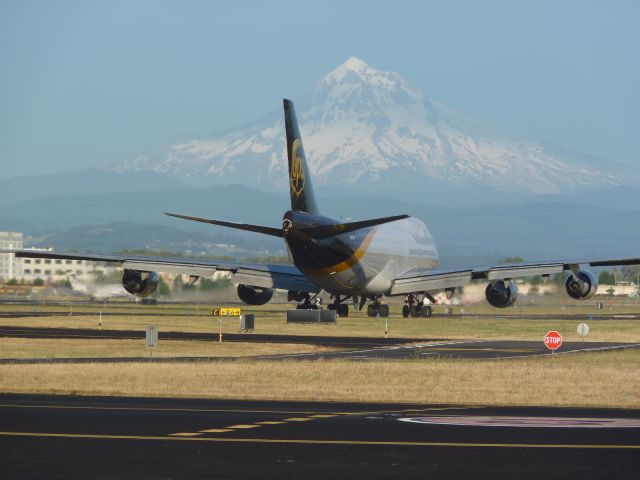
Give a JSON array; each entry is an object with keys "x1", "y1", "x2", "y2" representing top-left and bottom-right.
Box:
[{"x1": 10, "y1": 99, "x2": 640, "y2": 317}]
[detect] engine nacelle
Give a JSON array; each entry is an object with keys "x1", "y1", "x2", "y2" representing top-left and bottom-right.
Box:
[
  {"x1": 565, "y1": 270, "x2": 598, "y2": 300},
  {"x1": 122, "y1": 270, "x2": 159, "y2": 297},
  {"x1": 237, "y1": 284, "x2": 274, "y2": 305},
  {"x1": 485, "y1": 280, "x2": 518, "y2": 308}
]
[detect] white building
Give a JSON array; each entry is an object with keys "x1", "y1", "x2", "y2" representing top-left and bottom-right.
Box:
[
  {"x1": 1, "y1": 232, "x2": 119, "y2": 283},
  {"x1": 0, "y1": 232, "x2": 23, "y2": 280},
  {"x1": 20, "y1": 249, "x2": 118, "y2": 283}
]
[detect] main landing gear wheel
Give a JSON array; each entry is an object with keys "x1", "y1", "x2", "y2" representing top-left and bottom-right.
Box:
[
  {"x1": 328, "y1": 303, "x2": 349, "y2": 317},
  {"x1": 411, "y1": 305, "x2": 432, "y2": 318},
  {"x1": 367, "y1": 303, "x2": 389, "y2": 317},
  {"x1": 404, "y1": 305, "x2": 433, "y2": 318},
  {"x1": 328, "y1": 296, "x2": 350, "y2": 317}
]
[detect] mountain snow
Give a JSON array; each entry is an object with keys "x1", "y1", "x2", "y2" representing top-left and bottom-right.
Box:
[{"x1": 112, "y1": 57, "x2": 636, "y2": 194}]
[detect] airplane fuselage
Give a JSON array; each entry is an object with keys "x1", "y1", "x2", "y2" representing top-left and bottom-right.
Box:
[{"x1": 283, "y1": 211, "x2": 438, "y2": 296}]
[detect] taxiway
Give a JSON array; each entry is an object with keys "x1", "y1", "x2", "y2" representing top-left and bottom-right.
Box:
[{"x1": 1, "y1": 394, "x2": 638, "y2": 479}]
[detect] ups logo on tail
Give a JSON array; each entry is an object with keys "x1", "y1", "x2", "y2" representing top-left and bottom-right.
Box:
[{"x1": 290, "y1": 139, "x2": 305, "y2": 198}]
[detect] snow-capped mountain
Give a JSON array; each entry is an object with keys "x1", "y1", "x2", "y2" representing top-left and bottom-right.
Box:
[{"x1": 112, "y1": 57, "x2": 637, "y2": 194}]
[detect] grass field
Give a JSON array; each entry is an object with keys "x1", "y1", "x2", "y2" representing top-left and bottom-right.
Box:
[
  {"x1": 0, "y1": 338, "x2": 335, "y2": 359},
  {"x1": 0, "y1": 299, "x2": 639, "y2": 407},
  {"x1": 0, "y1": 350, "x2": 638, "y2": 408}
]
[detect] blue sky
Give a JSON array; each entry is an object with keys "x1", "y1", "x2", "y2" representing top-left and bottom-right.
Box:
[{"x1": 1, "y1": 0, "x2": 638, "y2": 178}]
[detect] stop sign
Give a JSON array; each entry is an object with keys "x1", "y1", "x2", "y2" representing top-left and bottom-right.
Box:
[{"x1": 544, "y1": 330, "x2": 563, "y2": 351}]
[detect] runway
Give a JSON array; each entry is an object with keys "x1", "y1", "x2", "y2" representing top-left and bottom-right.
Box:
[
  {"x1": 1, "y1": 394, "x2": 638, "y2": 479},
  {"x1": 1, "y1": 324, "x2": 638, "y2": 363},
  {"x1": 0, "y1": 325, "x2": 439, "y2": 347}
]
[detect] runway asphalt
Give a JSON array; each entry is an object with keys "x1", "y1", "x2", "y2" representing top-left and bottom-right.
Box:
[
  {"x1": 1, "y1": 394, "x2": 638, "y2": 479},
  {"x1": 0, "y1": 325, "x2": 638, "y2": 363},
  {"x1": 0, "y1": 325, "x2": 438, "y2": 347}
]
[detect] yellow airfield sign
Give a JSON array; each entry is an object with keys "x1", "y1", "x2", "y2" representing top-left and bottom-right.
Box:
[{"x1": 211, "y1": 307, "x2": 242, "y2": 316}]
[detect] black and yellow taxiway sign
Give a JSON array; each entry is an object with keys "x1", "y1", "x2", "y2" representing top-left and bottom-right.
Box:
[{"x1": 211, "y1": 307, "x2": 241, "y2": 316}]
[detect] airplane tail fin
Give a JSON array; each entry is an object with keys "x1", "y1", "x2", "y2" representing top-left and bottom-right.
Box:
[{"x1": 284, "y1": 99, "x2": 319, "y2": 215}]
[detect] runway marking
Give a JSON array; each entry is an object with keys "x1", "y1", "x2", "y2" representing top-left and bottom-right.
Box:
[
  {"x1": 226, "y1": 424, "x2": 260, "y2": 429},
  {"x1": 199, "y1": 429, "x2": 233, "y2": 433},
  {"x1": 495, "y1": 343, "x2": 640, "y2": 361},
  {"x1": 428, "y1": 348, "x2": 537, "y2": 353},
  {"x1": 0, "y1": 403, "x2": 324, "y2": 415},
  {"x1": 400, "y1": 416, "x2": 640, "y2": 428},
  {"x1": 170, "y1": 432, "x2": 203, "y2": 437},
  {"x1": 0, "y1": 431, "x2": 638, "y2": 449},
  {"x1": 0, "y1": 402, "x2": 473, "y2": 422},
  {"x1": 284, "y1": 417, "x2": 314, "y2": 422},
  {"x1": 309, "y1": 414, "x2": 338, "y2": 418},
  {"x1": 255, "y1": 421, "x2": 286, "y2": 425}
]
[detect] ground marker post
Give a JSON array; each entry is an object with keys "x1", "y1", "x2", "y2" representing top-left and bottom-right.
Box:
[{"x1": 145, "y1": 325, "x2": 159, "y2": 357}]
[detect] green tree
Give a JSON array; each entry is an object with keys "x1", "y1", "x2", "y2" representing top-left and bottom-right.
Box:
[
  {"x1": 528, "y1": 276, "x2": 541, "y2": 286},
  {"x1": 5, "y1": 278, "x2": 18, "y2": 286},
  {"x1": 157, "y1": 279, "x2": 170, "y2": 297},
  {"x1": 199, "y1": 277, "x2": 233, "y2": 291},
  {"x1": 498, "y1": 256, "x2": 524, "y2": 264},
  {"x1": 552, "y1": 271, "x2": 569, "y2": 286},
  {"x1": 598, "y1": 271, "x2": 615, "y2": 285},
  {"x1": 33, "y1": 278, "x2": 45, "y2": 286}
]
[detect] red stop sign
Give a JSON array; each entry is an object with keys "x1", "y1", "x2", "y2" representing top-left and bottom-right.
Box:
[{"x1": 544, "y1": 331, "x2": 563, "y2": 351}]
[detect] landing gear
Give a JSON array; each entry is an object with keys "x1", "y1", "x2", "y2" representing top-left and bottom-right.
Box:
[
  {"x1": 367, "y1": 301, "x2": 389, "y2": 317},
  {"x1": 403, "y1": 294, "x2": 433, "y2": 318},
  {"x1": 290, "y1": 291, "x2": 320, "y2": 310},
  {"x1": 328, "y1": 295, "x2": 349, "y2": 317}
]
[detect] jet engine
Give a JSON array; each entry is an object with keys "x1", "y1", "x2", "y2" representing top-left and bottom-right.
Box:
[
  {"x1": 485, "y1": 280, "x2": 518, "y2": 308},
  {"x1": 237, "y1": 284, "x2": 274, "y2": 305},
  {"x1": 122, "y1": 270, "x2": 160, "y2": 297},
  {"x1": 565, "y1": 270, "x2": 598, "y2": 300}
]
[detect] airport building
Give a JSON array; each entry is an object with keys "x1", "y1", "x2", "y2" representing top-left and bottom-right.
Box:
[
  {"x1": 20, "y1": 249, "x2": 118, "y2": 283},
  {"x1": 0, "y1": 232, "x2": 23, "y2": 280},
  {"x1": 1, "y1": 231, "x2": 119, "y2": 283}
]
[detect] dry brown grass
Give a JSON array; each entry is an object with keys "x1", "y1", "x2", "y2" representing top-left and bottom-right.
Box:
[
  {"x1": 1, "y1": 349, "x2": 638, "y2": 408},
  {"x1": 0, "y1": 338, "x2": 334, "y2": 359}
]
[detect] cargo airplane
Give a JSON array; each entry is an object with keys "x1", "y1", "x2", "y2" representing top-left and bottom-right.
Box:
[{"x1": 10, "y1": 99, "x2": 640, "y2": 317}]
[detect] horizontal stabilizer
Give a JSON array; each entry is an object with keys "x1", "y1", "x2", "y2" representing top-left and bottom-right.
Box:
[
  {"x1": 164, "y1": 212, "x2": 283, "y2": 238},
  {"x1": 299, "y1": 214, "x2": 409, "y2": 239}
]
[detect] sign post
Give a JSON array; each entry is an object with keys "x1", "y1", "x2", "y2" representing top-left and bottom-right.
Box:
[
  {"x1": 211, "y1": 307, "x2": 242, "y2": 343},
  {"x1": 577, "y1": 323, "x2": 590, "y2": 342},
  {"x1": 544, "y1": 330, "x2": 562, "y2": 355}
]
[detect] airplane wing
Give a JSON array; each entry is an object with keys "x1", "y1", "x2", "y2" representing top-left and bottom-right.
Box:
[
  {"x1": 389, "y1": 257, "x2": 640, "y2": 296},
  {"x1": 9, "y1": 250, "x2": 320, "y2": 293}
]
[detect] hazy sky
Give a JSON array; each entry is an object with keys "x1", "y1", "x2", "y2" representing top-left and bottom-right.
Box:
[{"x1": 1, "y1": 0, "x2": 638, "y2": 179}]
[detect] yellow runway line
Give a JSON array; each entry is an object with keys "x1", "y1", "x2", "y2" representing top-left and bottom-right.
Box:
[{"x1": 0, "y1": 431, "x2": 638, "y2": 449}]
